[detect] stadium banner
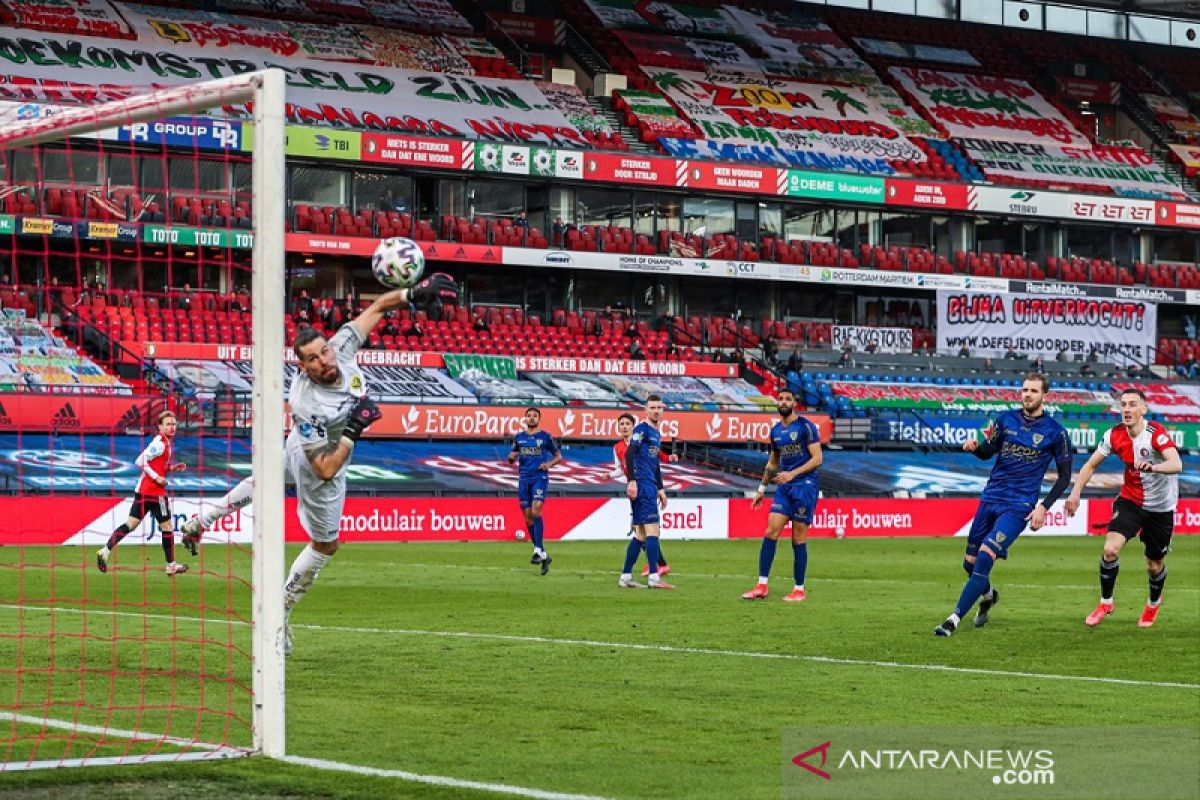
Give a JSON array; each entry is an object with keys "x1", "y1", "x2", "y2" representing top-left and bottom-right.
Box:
[
  {"x1": 854, "y1": 38, "x2": 979, "y2": 66},
  {"x1": 727, "y1": 8, "x2": 871, "y2": 79},
  {"x1": 831, "y1": 325, "x2": 913, "y2": 354},
  {"x1": 615, "y1": 30, "x2": 761, "y2": 74},
  {"x1": 0, "y1": 393, "x2": 156, "y2": 432},
  {"x1": 370, "y1": 404, "x2": 833, "y2": 443},
  {"x1": 935, "y1": 289, "x2": 1157, "y2": 366},
  {"x1": 615, "y1": 90, "x2": 700, "y2": 139},
  {"x1": 1054, "y1": 76, "x2": 1120, "y2": 104},
  {"x1": 13, "y1": 496, "x2": 1198, "y2": 545},
  {"x1": 582, "y1": 0, "x2": 738, "y2": 34},
  {"x1": 831, "y1": 382, "x2": 1116, "y2": 416},
  {"x1": 7, "y1": 0, "x2": 132, "y2": 37},
  {"x1": 0, "y1": 27, "x2": 596, "y2": 146},
  {"x1": 1170, "y1": 144, "x2": 1200, "y2": 171},
  {"x1": 686, "y1": 161, "x2": 783, "y2": 193},
  {"x1": 643, "y1": 67, "x2": 927, "y2": 175},
  {"x1": 486, "y1": 12, "x2": 563, "y2": 45},
  {"x1": 140, "y1": 342, "x2": 737, "y2": 377},
  {"x1": 443, "y1": 353, "x2": 518, "y2": 379},
  {"x1": 117, "y1": 118, "x2": 243, "y2": 151},
  {"x1": 958, "y1": 138, "x2": 1182, "y2": 198},
  {"x1": 869, "y1": 412, "x2": 1200, "y2": 451},
  {"x1": 887, "y1": 67, "x2": 1090, "y2": 146},
  {"x1": 882, "y1": 179, "x2": 970, "y2": 210},
  {"x1": 361, "y1": 132, "x2": 469, "y2": 169}
]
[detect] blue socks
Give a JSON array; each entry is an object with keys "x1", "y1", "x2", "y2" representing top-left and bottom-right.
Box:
[
  {"x1": 645, "y1": 536, "x2": 661, "y2": 576},
  {"x1": 954, "y1": 551, "x2": 995, "y2": 618},
  {"x1": 758, "y1": 537, "x2": 778, "y2": 578},
  {"x1": 530, "y1": 518, "x2": 544, "y2": 550},
  {"x1": 792, "y1": 543, "x2": 808, "y2": 586},
  {"x1": 622, "y1": 537, "x2": 642, "y2": 574}
]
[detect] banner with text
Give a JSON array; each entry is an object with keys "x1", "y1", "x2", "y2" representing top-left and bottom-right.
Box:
[
  {"x1": 644, "y1": 67, "x2": 926, "y2": 176},
  {"x1": 373, "y1": 403, "x2": 831, "y2": 443},
  {"x1": 936, "y1": 290, "x2": 1157, "y2": 366},
  {"x1": 959, "y1": 137, "x2": 1184, "y2": 199},
  {"x1": 831, "y1": 324, "x2": 913, "y2": 354},
  {"x1": 870, "y1": 412, "x2": 1200, "y2": 452},
  {"x1": 831, "y1": 381, "x2": 1116, "y2": 416},
  {"x1": 0, "y1": 27, "x2": 593, "y2": 146},
  {"x1": 889, "y1": 67, "x2": 1089, "y2": 146},
  {"x1": 7, "y1": 496, "x2": 1199, "y2": 545}
]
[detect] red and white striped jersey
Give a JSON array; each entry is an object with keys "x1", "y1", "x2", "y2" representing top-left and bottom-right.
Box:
[
  {"x1": 1096, "y1": 421, "x2": 1178, "y2": 512},
  {"x1": 136, "y1": 434, "x2": 172, "y2": 497}
]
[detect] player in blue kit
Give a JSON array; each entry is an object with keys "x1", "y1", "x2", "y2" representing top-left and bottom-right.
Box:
[
  {"x1": 742, "y1": 389, "x2": 822, "y2": 603},
  {"x1": 619, "y1": 395, "x2": 673, "y2": 589},
  {"x1": 934, "y1": 373, "x2": 1073, "y2": 636},
  {"x1": 509, "y1": 407, "x2": 561, "y2": 575}
]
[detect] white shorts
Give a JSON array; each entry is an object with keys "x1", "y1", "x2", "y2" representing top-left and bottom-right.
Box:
[{"x1": 285, "y1": 435, "x2": 346, "y2": 543}]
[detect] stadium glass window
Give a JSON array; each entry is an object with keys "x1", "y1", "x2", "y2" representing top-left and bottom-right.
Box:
[
  {"x1": 656, "y1": 194, "x2": 682, "y2": 235},
  {"x1": 289, "y1": 165, "x2": 347, "y2": 207},
  {"x1": 1023, "y1": 223, "x2": 1055, "y2": 264},
  {"x1": 526, "y1": 186, "x2": 548, "y2": 240},
  {"x1": 354, "y1": 172, "x2": 411, "y2": 214},
  {"x1": 106, "y1": 154, "x2": 135, "y2": 190},
  {"x1": 780, "y1": 286, "x2": 835, "y2": 322},
  {"x1": 631, "y1": 275, "x2": 667, "y2": 318},
  {"x1": 930, "y1": 215, "x2": 952, "y2": 257},
  {"x1": 577, "y1": 187, "x2": 631, "y2": 229},
  {"x1": 171, "y1": 158, "x2": 230, "y2": 197},
  {"x1": 838, "y1": 210, "x2": 876, "y2": 250},
  {"x1": 679, "y1": 275, "x2": 739, "y2": 318},
  {"x1": 437, "y1": 178, "x2": 466, "y2": 219},
  {"x1": 682, "y1": 197, "x2": 733, "y2": 237},
  {"x1": 549, "y1": 186, "x2": 574, "y2": 225},
  {"x1": 569, "y1": 273, "x2": 631, "y2": 313},
  {"x1": 465, "y1": 268, "x2": 525, "y2": 307},
  {"x1": 634, "y1": 192, "x2": 656, "y2": 237},
  {"x1": 975, "y1": 217, "x2": 1023, "y2": 254},
  {"x1": 1066, "y1": 224, "x2": 1113, "y2": 260},
  {"x1": 758, "y1": 203, "x2": 783, "y2": 240},
  {"x1": 1152, "y1": 232, "x2": 1198, "y2": 263},
  {"x1": 468, "y1": 178, "x2": 523, "y2": 223},
  {"x1": 881, "y1": 211, "x2": 930, "y2": 248},
  {"x1": 783, "y1": 204, "x2": 835, "y2": 242},
  {"x1": 10, "y1": 148, "x2": 100, "y2": 187},
  {"x1": 140, "y1": 158, "x2": 168, "y2": 197},
  {"x1": 231, "y1": 161, "x2": 252, "y2": 207}
]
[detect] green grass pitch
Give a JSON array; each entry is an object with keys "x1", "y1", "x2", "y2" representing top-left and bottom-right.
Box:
[{"x1": 0, "y1": 536, "x2": 1196, "y2": 799}]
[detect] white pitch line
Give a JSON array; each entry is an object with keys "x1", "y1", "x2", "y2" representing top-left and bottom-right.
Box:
[
  {"x1": 281, "y1": 754, "x2": 615, "y2": 800},
  {"x1": 4, "y1": 603, "x2": 1198, "y2": 690},
  {"x1": 376, "y1": 561, "x2": 1200, "y2": 593}
]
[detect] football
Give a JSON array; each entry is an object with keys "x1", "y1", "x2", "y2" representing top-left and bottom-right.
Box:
[{"x1": 371, "y1": 237, "x2": 426, "y2": 289}]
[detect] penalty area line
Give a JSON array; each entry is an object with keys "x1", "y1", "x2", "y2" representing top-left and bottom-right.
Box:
[
  {"x1": 310, "y1": 623, "x2": 1200, "y2": 691},
  {"x1": 280, "y1": 754, "x2": 615, "y2": 800}
]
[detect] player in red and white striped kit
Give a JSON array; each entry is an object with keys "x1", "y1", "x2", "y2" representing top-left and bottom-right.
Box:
[
  {"x1": 1066, "y1": 389, "x2": 1183, "y2": 628},
  {"x1": 96, "y1": 411, "x2": 189, "y2": 575}
]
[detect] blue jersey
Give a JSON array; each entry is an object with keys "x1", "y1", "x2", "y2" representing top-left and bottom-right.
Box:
[
  {"x1": 511, "y1": 430, "x2": 558, "y2": 480},
  {"x1": 770, "y1": 416, "x2": 821, "y2": 485},
  {"x1": 625, "y1": 421, "x2": 663, "y2": 489},
  {"x1": 979, "y1": 409, "x2": 1072, "y2": 508}
]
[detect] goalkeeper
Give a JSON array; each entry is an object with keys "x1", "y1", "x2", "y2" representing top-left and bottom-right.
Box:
[{"x1": 182, "y1": 274, "x2": 457, "y2": 655}]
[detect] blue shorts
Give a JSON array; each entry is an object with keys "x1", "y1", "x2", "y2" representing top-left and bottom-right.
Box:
[
  {"x1": 965, "y1": 501, "x2": 1030, "y2": 559},
  {"x1": 517, "y1": 474, "x2": 549, "y2": 508},
  {"x1": 770, "y1": 481, "x2": 818, "y2": 525},
  {"x1": 630, "y1": 481, "x2": 660, "y2": 526}
]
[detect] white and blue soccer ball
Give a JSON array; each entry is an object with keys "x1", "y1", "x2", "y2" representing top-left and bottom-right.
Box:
[{"x1": 371, "y1": 237, "x2": 425, "y2": 289}]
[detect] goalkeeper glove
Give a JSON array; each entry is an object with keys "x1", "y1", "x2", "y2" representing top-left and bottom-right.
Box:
[
  {"x1": 408, "y1": 272, "x2": 458, "y2": 307},
  {"x1": 340, "y1": 396, "x2": 382, "y2": 445}
]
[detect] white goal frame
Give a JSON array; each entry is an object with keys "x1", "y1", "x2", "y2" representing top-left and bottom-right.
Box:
[{"x1": 0, "y1": 69, "x2": 287, "y2": 763}]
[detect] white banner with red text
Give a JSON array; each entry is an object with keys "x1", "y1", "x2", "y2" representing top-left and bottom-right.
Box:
[
  {"x1": 11, "y1": 497, "x2": 1199, "y2": 545},
  {"x1": 935, "y1": 289, "x2": 1158, "y2": 366}
]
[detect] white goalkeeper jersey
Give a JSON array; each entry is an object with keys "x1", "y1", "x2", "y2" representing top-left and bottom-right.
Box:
[
  {"x1": 285, "y1": 324, "x2": 367, "y2": 540},
  {"x1": 288, "y1": 324, "x2": 368, "y2": 453}
]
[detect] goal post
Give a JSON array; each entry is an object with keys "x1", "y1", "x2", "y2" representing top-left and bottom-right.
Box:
[{"x1": 0, "y1": 69, "x2": 286, "y2": 768}]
